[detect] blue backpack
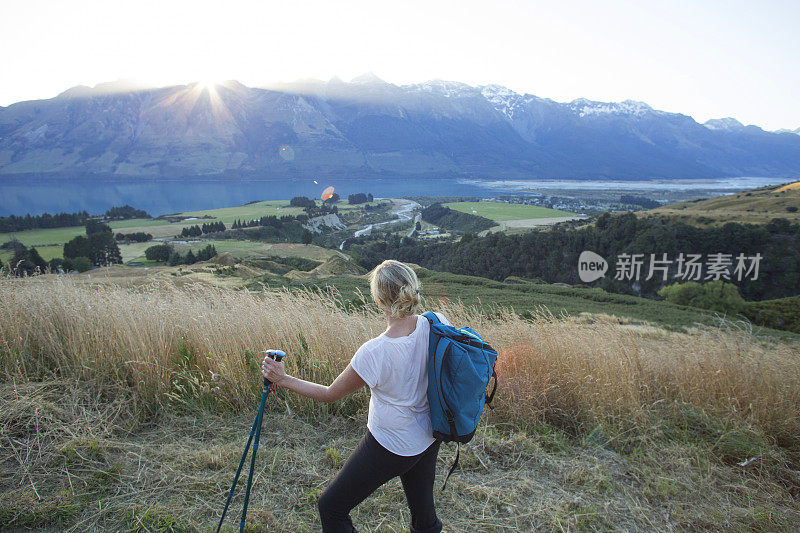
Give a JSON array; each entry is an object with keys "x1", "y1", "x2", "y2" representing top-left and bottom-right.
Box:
[{"x1": 424, "y1": 312, "x2": 498, "y2": 487}]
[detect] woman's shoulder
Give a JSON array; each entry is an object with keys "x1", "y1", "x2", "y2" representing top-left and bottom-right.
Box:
[
  {"x1": 357, "y1": 336, "x2": 384, "y2": 354},
  {"x1": 424, "y1": 311, "x2": 451, "y2": 326}
]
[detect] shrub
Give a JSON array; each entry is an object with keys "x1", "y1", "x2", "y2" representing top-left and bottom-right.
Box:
[
  {"x1": 71, "y1": 256, "x2": 92, "y2": 272},
  {"x1": 658, "y1": 280, "x2": 746, "y2": 315}
]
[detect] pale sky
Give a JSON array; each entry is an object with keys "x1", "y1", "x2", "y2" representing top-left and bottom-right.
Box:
[{"x1": 1, "y1": 0, "x2": 798, "y2": 130}]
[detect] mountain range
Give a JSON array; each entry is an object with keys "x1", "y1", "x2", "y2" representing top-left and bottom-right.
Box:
[{"x1": 1, "y1": 75, "x2": 798, "y2": 180}]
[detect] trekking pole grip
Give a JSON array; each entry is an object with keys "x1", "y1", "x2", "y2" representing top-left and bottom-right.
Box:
[{"x1": 262, "y1": 349, "x2": 286, "y2": 387}]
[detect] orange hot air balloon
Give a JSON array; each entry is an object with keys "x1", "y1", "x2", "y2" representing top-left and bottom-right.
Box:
[{"x1": 321, "y1": 186, "x2": 335, "y2": 201}]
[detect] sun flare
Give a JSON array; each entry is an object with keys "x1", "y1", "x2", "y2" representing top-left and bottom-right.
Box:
[{"x1": 196, "y1": 80, "x2": 220, "y2": 93}]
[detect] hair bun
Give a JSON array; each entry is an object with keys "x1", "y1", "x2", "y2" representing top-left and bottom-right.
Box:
[{"x1": 368, "y1": 260, "x2": 422, "y2": 318}]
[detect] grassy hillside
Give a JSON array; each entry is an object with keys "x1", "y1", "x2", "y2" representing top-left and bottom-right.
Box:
[
  {"x1": 1, "y1": 276, "x2": 799, "y2": 531},
  {"x1": 744, "y1": 295, "x2": 800, "y2": 334},
  {"x1": 643, "y1": 181, "x2": 800, "y2": 226},
  {"x1": 255, "y1": 268, "x2": 799, "y2": 340}
]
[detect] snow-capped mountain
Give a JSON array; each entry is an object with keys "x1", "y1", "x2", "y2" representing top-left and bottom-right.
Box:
[
  {"x1": 775, "y1": 127, "x2": 800, "y2": 136},
  {"x1": 704, "y1": 117, "x2": 747, "y2": 131},
  {"x1": 0, "y1": 76, "x2": 798, "y2": 180}
]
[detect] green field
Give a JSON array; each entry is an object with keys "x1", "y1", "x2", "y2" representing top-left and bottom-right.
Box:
[
  {"x1": 178, "y1": 200, "x2": 305, "y2": 223},
  {"x1": 443, "y1": 201, "x2": 575, "y2": 221},
  {"x1": 0, "y1": 245, "x2": 63, "y2": 264},
  {"x1": 0, "y1": 226, "x2": 87, "y2": 247},
  {"x1": 105, "y1": 218, "x2": 171, "y2": 229},
  {"x1": 0, "y1": 218, "x2": 173, "y2": 248}
]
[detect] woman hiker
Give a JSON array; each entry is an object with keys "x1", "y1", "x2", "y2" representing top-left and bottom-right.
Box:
[{"x1": 261, "y1": 259, "x2": 448, "y2": 533}]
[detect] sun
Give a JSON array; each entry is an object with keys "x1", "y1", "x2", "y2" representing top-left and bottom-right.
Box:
[{"x1": 196, "y1": 80, "x2": 220, "y2": 94}]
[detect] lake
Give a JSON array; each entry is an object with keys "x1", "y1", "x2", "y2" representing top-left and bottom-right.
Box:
[{"x1": 0, "y1": 176, "x2": 790, "y2": 216}]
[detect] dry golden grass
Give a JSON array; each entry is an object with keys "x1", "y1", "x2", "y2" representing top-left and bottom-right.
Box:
[
  {"x1": 776, "y1": 180, "x2": 800, "y2": 192},
  {"x1": 2, "y1": 275, "x2": 799, "y2": 447},
  {"x1": 642, "y1": 182, "x2": 800, "y2": 225},
  {"x1": 2, "y1": 276, "x2": 800, "y2": 531}
]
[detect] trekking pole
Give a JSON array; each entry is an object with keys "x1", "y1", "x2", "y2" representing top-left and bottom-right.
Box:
[{"x1": 216, "y1": 349, "x2": 286, "y2": 533}]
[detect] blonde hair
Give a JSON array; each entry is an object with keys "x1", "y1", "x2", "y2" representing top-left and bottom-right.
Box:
[{"x1": 368, "y1": 260, "x2": 422, "y2": 318}]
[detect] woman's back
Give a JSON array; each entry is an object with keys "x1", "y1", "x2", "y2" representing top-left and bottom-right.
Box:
[{"x1": 351, "y1": 313, "x2": 450, "y2": 456}]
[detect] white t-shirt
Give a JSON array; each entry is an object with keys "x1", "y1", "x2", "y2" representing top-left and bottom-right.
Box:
[{"x1": 350, "y1": 313, "x2": 451, "y2": 456}]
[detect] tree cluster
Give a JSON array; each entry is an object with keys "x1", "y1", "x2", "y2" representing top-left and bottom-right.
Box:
[
  {"x1": 167, "y1": 244, "x2": 218, "y2": 266},
  {"x1": 4, "y1": 240, "x2": 96, "y2": 276},
  {"x1": 61, "y1": 221, "x2": 123, "y2": 268},
  {"x1": 0, "y1": 205, "x2": 150, "y2": 233},
  {"x1": 7, "y1": 244, "x2": 47, "y2": 276},
  {"x1": 619, "y1": 195, "x2": 661, "y2": 209},
  {"x1": 104, "y1": 205, "x2": 151, "y2": 220},
  {"x1": 145, "y1": 244, "x2": 172, "y2": 262},
  {"x1": 350, "y1": 213, "x2": 800, "y2": 301},
  {"x1": 64, "y1": 232, "x2": 123, "y2": 267},
  {"x1": 348, "y1": 193, "x2": 374, "y2": 204},
  {"x1": 115, "y1": 232, "x2": 153, "y2": 242},
  {"x1": 0, "y1": 210, "x2": 90, "y2": 233},
  {"x1": 86, "y1": 220, "x2": 112, "y2": 235},
  {"x1": 180, "y1": 221, "x2": 225, "y2": 237},
  {"x1": 144, "y1": 243, "x2": 217, "y2": 265},
  {"x1": 303, "y1": 203, "x2": 338, "y2": 218},
  {"x1": 290, "y1": 196, "x2": 316, "y2": 208},
  {"x1": 219, "y1": 216, "x2": 313, "y2": 244},
  {"x1": 421, "y1": 203, "x2": 495, "y2": 234}
]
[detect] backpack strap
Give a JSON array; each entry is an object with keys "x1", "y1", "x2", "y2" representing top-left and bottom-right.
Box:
[
  {"x1": 423, "y1": 311, "x2": 440, "y2": 325},
  {"x1": 486, "y1": 369, "x2": 498, "y2": 407},
  {"x1": 440, "y1": 443, "x2": 460, "y2": 491}
]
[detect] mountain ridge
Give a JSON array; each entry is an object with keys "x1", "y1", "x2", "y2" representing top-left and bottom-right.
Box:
[{"x1": 1, "y1": 77, "x2": 798, "y2": 180}]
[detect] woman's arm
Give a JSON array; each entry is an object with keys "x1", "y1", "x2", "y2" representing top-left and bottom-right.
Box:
[{"x1": 261, "y1": 357, "x2": 366, "y2": 404}]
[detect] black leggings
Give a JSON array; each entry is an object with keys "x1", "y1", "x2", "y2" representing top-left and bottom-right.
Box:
[{"x1": 317, "y1": 431, "x2": 442, "y2": 533}]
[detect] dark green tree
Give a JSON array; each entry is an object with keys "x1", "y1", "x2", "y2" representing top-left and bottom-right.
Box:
[
  {"x1": 104, "y1": 205, "x2": 150, "y2": 219},
  {"x1": 290, "y1": 196, "x2": 316, "y2": 208},
  {"x1": 145, "y1": 244, "x2": 172, "y2": 262},
  {"x1": 64, "y1": 235, "x2": 91, "y2": 259},
  {"x1": 196, "y1": 244, "x2": 217, "y2": 262},
  {"x1": 348, "y1": 193, "x2": 370, "y2": 204},
  {"x1": 87, "y1": 231, "x2": 123, "y2": 266},
  {"x1": 11, "y1": 246, "x2": 47, "y2": 275},
  {"x1": 86, "y1": 220, "x2": 112, "y2": 235}
]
